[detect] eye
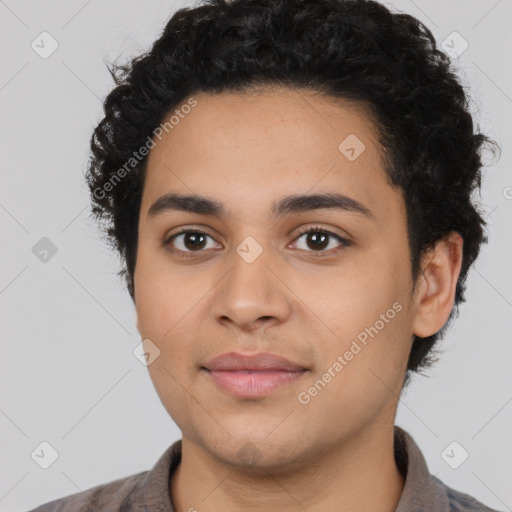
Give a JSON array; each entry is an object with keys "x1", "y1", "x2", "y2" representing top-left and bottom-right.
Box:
[
  {"x1": 163, "y1": 228, "x2": 221, "y2": 256},
  {"x1": 291, "y1": 226, "x2": 351, "y2": 255}
]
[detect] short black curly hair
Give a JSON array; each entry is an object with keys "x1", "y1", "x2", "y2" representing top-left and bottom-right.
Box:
[{"x1": 85, "y1": 0, "x2": 498, "y2": 384}]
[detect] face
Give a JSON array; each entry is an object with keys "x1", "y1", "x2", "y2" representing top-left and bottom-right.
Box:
[{"x1": 134, "y1": 87, "x2": 420, "y2": 470}]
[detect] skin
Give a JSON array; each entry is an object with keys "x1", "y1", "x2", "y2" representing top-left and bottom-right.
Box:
[{"x1": 133, "y1": 87, "x2": 463, "y2": 512}]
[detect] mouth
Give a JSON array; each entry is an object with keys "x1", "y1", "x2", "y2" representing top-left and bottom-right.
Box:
[
  {"x1": 201, "y1": 351, "x2": 310, "y2": 398},
  {"x1": 201, "y1": 367, "x2": 308, "y2": 398}
]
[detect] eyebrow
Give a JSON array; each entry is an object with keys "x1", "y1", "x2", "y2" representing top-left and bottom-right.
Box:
[{"x1": 147, "y1": 192, "x2": 374, "y2": 220}]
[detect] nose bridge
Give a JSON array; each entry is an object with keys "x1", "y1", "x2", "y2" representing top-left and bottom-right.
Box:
[{"x1": 212, "y1": 237, "x2": 290, "y2": 329}]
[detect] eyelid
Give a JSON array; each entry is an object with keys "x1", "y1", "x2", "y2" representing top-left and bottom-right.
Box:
[
  {"x1": 163, "y1": 224, "x2": 220, "y2": 243},
  {"x1": 289, "y1": 225, "x2": 351, "y2": 254},
  {"x1": 163, "y1": 226, "x2": 221, "y2": 250}
]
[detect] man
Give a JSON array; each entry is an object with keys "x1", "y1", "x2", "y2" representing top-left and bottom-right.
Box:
[{"x1": 30, "y1": 0, "x2": 501, "y2": 510}]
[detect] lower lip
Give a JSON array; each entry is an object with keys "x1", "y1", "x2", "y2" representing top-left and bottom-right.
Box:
[{"x1": 204, "y1": 369, "x2": 307, "y2": 398}]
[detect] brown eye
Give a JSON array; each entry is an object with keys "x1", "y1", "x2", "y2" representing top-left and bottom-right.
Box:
[
  {"x1": 292, "y1": 228, "x2": 351, "y2": 254},
  {"x1": 164, "y1": 229, "x2": 220, "y2": 253}
]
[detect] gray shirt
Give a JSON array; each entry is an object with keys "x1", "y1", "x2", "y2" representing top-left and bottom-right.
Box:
[{"x1": 28, "y1": 426, "x2": 502, "y2": 511}]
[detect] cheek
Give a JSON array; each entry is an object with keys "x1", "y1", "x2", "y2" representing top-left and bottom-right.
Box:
[
  {"x1": 134, "y1": 250, "x2": 200, "y2": 339},
  {"x1": 145, "y1": 355, "x2": 198, "y2": 436},
  {"x1": 134, "y1": 251, "x2": 209, "y2": 372},
  {"x1": 297, "y1": 305, "x2": 410, "y2": 437},
  {"x1": 304, "y1": 259, "x2": 402, "y2": 335},
  {"x1": 303, "y1": 259, "x2": 411, "y2": 387}
]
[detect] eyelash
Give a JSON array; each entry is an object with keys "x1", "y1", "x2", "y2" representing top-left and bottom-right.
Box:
[{"x1": 163, "y1": 225, "x2": 351, "y2": 258}]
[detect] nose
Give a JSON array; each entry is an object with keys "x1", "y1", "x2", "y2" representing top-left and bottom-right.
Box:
[{"x1": 210, "y1": 248, "x2": 292, "y2": 333}]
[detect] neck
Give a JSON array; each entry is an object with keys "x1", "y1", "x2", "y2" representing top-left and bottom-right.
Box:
[{"x1": 170, "y1": 424, "x2": 405, "y2": 512}]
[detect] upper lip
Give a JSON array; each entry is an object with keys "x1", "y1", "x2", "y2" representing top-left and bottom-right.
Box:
[{"x1": 203, "y1": 352, "x2": 307, "y2": 372}]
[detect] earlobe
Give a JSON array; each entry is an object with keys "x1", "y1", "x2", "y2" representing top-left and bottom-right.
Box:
[{"x1": 412, "y1": 232, "x2": 464, "y2": 338}]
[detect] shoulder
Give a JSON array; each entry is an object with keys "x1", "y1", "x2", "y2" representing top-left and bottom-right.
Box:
[
  {"x1": 435, "y1": 475, "x2": 504, "y2": 512},
  {"x1": 394, "y1": 426, "x2": 503, "y2": 512},
  {"x1": 27, "y1": 440, "x2": 182, "y2": 512},
  {"x1": 26, "y1": 470, "x2": 148, "y2": 512}
]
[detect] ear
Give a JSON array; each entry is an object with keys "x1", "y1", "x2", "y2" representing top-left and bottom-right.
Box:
[{"x1": 411, "y1": 232, "x2": 464, "y2": 338}]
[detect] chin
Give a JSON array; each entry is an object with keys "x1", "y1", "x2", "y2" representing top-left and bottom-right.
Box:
[{"x1": 203, "y1": 430, "x2": 309, "y2": 472}]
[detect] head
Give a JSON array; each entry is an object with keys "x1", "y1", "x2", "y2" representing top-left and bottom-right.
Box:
[{"x1": 86, "y1": 0, "x2": 497, "y2": 468}]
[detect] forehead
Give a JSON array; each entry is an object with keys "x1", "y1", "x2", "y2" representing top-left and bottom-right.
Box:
[{"x1": 141, "y1": 87, "x2": 401, "y2": 224}]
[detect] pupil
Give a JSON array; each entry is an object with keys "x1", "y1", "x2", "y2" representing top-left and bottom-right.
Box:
[
  {"x1": 308, "y1": 231, "x2": 328, "y2": 250},
  {"x1": 185, "y1": 233, "x2": 206, "y2": 250}
]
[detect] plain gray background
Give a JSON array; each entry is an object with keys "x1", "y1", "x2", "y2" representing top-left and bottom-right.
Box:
[{"x1": 1, "y1": 0, "x2": 511, "y2": 510}]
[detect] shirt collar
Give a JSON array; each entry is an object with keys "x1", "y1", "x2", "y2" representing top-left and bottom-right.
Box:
[
  {"x1": 394, "y1": 425, "x2": 450, "y2": 511},
  {"x1": 133, "y1": 425, "x2": 449, "y2": 511}
]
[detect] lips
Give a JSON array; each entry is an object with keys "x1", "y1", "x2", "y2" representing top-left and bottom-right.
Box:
[
  {"x1": 202, "y1": 352, "x2": 308, "y2": 398},
  {"x1": 203, "y1": 351, "x2": 307, "y2": 372}
]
